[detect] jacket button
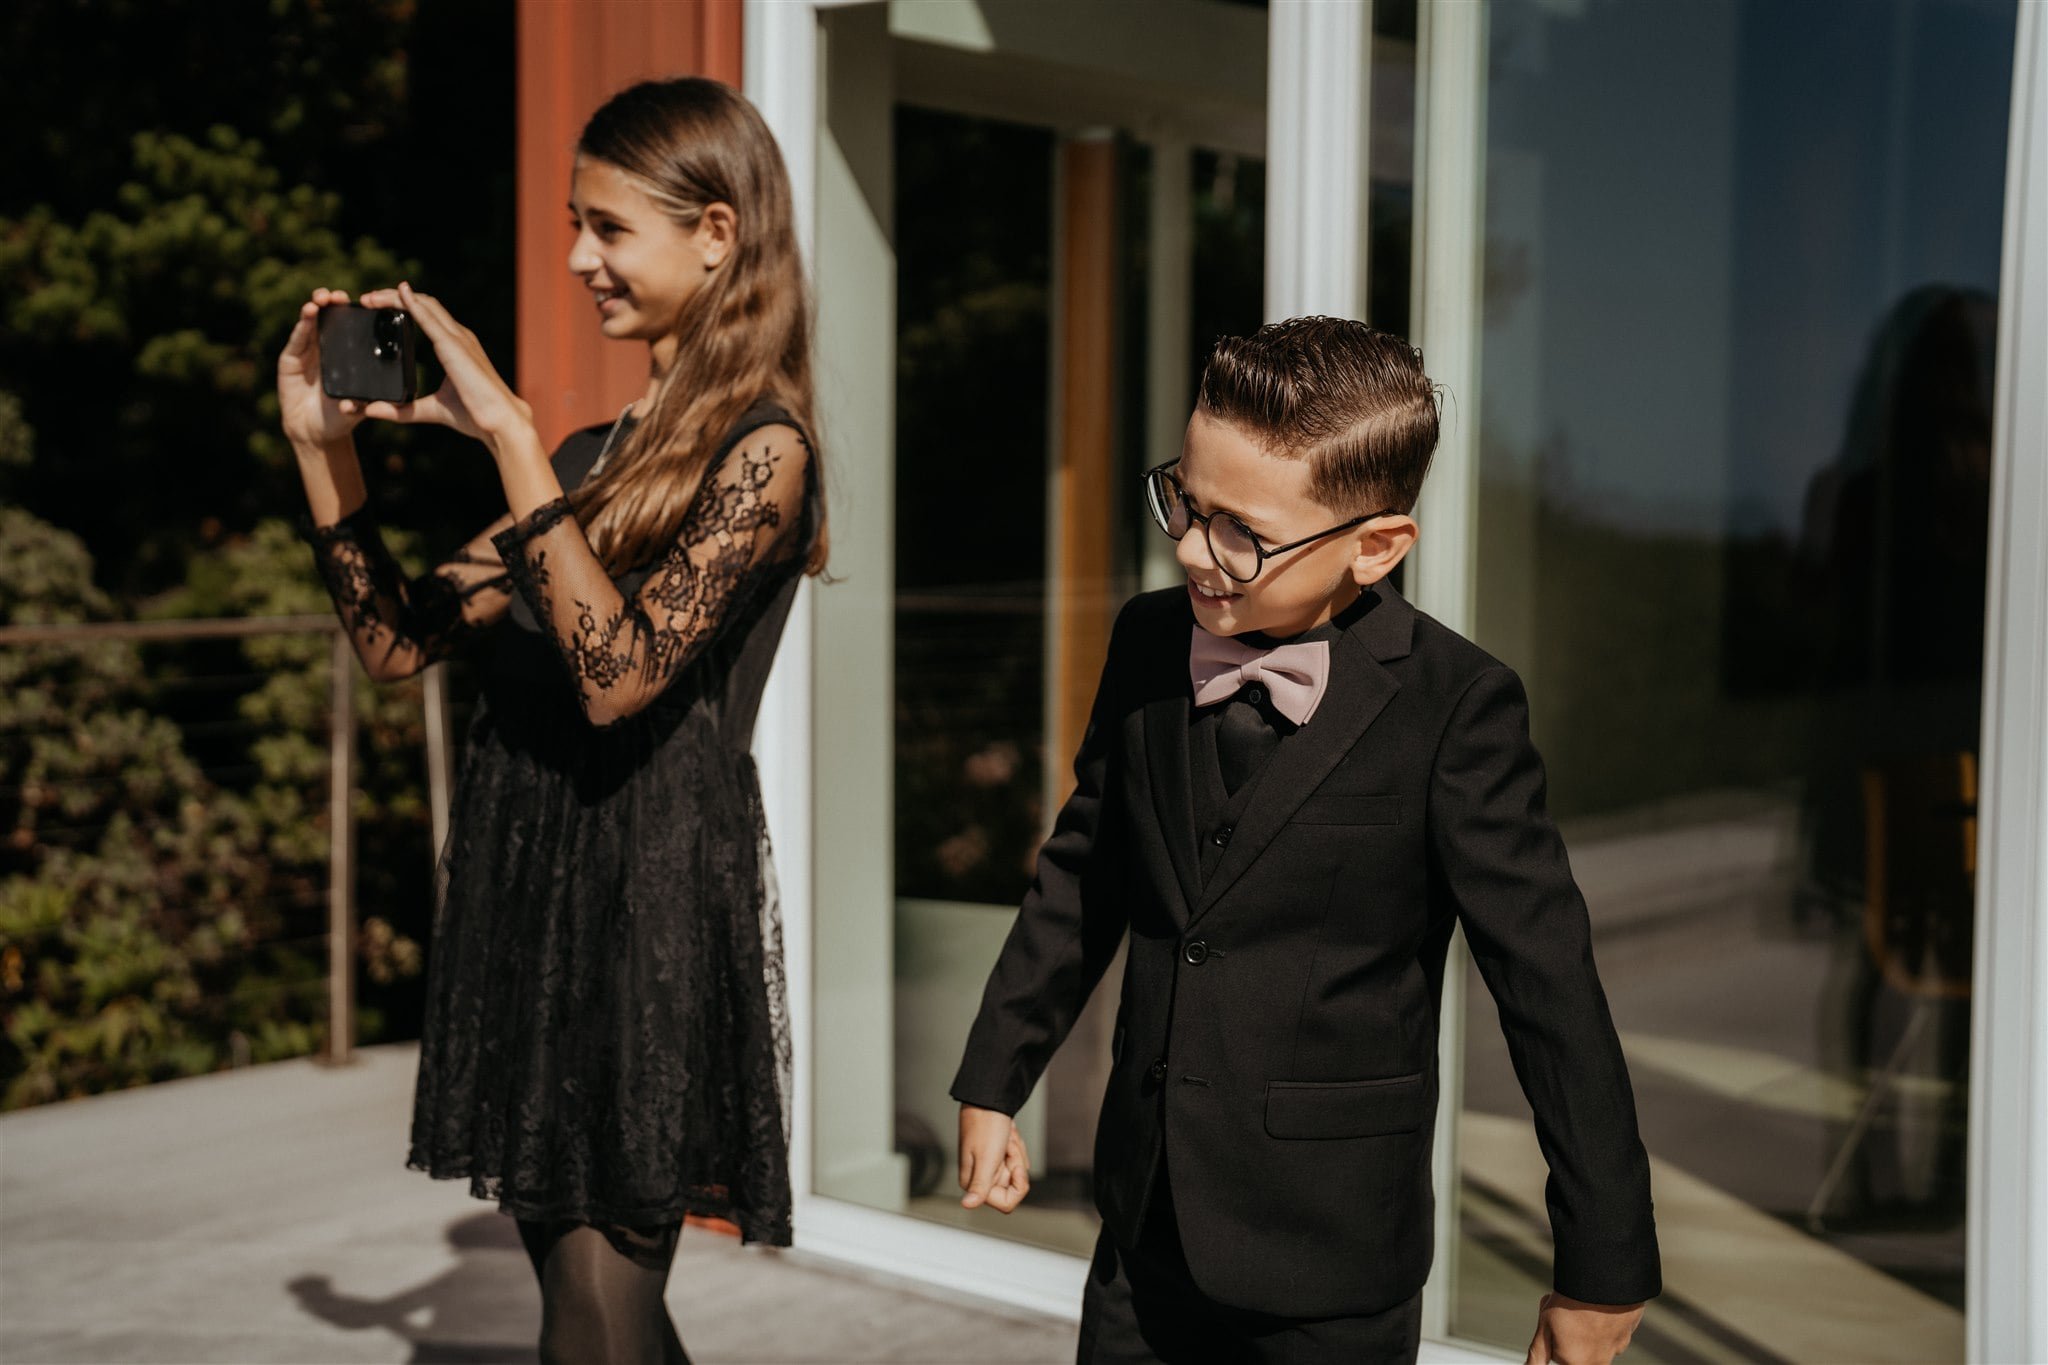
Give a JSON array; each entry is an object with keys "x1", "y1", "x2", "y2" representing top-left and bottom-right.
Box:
[
  {"x1": 1148, "y1": 1059, "x2": 1168, "y2": 1082},
  {"x1": 1183, "y1": 939, "x2": 1210, "y2": 965},
  {"x1": 1211, "y1": 824, "x2": 1233, "y2": 847}
]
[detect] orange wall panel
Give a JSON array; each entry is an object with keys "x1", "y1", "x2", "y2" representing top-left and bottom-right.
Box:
[
  {"x1": 516, "y1": 0, "x2": 745, "y2": 447},
  {"x1": 1054, "y1": 137, "x2": 1120, "y2": 775}
]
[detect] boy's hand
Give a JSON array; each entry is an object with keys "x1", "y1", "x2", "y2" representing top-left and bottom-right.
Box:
[
  {"x1": 1524, "y1": 1293, "x2": 1642, "y2": 1364},
  {"x1": 958, "y1": 1104, "x2": 1031, "y2": 1212}
]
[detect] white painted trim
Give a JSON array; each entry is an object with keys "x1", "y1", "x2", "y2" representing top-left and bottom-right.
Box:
[
  {"x1": 745, "y1": 0, "x2": 822, "y2": 1247},
  {"x1": 750, "y1": 0, "x2": 1099, "y2": 1310},
  {"x1": 1406, "y1": 0, "x2": 1490, "y2": 1342},
  {"x1": 1264, "y1": 0, "x2": 1371, "y2": 321},
  {"x1": 886, "y1": 0, "x2": 1266, "y2": 156},
  {"x1": 746, "y1": 2, "x2": 1534, "y2": 1348},
  {"x1": 1405, "y1": 0, "x2": 1486, "y2": 637},
  {"x1": 1419, "y1": 1344, "x2": 1517, "y2": 1364},
  {"x1": 787, "y1": 1191, "x2": 1519, "y2": 1357},
  {"x1": 1968, "y1": 5, "x2": 2048, "y2": 1361},
  {"x1": 793, "y1": 1194, "x2": 1090, "y2": 1320}
]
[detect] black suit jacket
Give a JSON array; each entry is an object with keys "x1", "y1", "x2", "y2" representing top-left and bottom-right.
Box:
[{"x1": 950, "y1": 578, "x2": 1661, "y2": 1318}]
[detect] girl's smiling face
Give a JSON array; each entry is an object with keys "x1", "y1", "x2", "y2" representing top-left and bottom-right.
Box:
[
  {"x1": 1174, "y1": 408, "x2": 1417, "y2": 638},
  {"x1": 566, "y1": 156, "x2": 734, "y2": 372}
]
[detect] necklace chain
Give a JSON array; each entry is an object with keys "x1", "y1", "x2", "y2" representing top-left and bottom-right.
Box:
[{"x1": 587, "y1": 402, "x2": 637, "y2": 479}]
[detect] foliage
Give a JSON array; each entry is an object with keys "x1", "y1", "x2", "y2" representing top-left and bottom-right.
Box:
[
  {"x1": 0, "y1": 0, "x2": 512, "y2": 1106},
  {"x1": 0, "y1": 0, "x2": 516, "y2": 601},
  {"x1": 155, "y1": 516, "x2": 434, "y2": 995},
  {"x1": 0, "y1": 507, "x2": 323, "y2": 1106},
  {"x1": 0, "y1": 122, "x2": 420, "y2": 598}
]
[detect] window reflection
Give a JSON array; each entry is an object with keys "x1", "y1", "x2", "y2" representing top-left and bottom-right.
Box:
[
  {"x1": 1457, "y1": 2, "x2": 2013, "y2": 1360},
  {"x1": 884, "y1": 104, "x2": 1269, "y2": 1254}
]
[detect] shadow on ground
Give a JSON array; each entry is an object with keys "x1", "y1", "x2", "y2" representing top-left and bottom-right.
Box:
[{"x1": 289, "y1": 1212, "x2": 542, "y2": 1363}]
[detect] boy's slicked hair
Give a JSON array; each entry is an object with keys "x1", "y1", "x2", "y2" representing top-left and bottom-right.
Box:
[{"x1": 1197, "y1": 316, "x2": 1441, "y2": 513}]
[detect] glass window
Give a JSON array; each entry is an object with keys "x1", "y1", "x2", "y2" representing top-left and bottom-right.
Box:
[
  {"x1": 808, "y1": 5, "x2": 1268, "y2": 1257},
  {"x1": 882, "y1": 116, "x2": 1268, "y2": 1256},
  {"x1": 1451, "y1": 2, "x2": 2016, "y2": 1358}
]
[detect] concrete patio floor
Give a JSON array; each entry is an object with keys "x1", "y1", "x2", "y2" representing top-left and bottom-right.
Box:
[{"x1": 0, "y1": 1043, "x2": 1076, "y2": 1364}]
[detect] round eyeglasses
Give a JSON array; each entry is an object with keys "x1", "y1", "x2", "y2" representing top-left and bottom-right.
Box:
[{"x1": 1141, "y1": 461, "x2": 1400, "y2": 584}]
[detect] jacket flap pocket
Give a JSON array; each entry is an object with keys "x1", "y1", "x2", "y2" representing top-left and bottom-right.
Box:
[
  {"x1": 1292, "y1": 794, "x2": 1401, "y2": 825},
  {"x1": 1264, "y1": 1073, "x2": 1428, "y2": 1139}
]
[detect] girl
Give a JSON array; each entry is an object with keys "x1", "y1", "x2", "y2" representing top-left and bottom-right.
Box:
[{"x1": 276, "y1": 77, "x2": 822, "y2": 1364}]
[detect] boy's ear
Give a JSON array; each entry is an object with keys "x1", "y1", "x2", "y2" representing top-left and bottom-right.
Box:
[{"x1": 1349, "y1": 515, "x2": 1420, "y2": 586}]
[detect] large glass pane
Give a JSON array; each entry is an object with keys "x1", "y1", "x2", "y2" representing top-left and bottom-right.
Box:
[
  {"x1": 888, "y1": 102, "x2": 1064, "y2": 1244},
  {"x1": 809, "y1": 3, "x2": 1269, "y2": 1256},
  {"x1": 885, "y1": 116, "x2": 1269, "y2": 1256},
  {"x1": 1451, "y1": 2, "x2": 2015, "y2": 1359}
]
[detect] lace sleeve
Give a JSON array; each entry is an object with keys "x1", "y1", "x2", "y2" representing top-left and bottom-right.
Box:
[
  {"x1": 490, "y1": 423, "x2": 813, "y2": 727},
  {"x1": 294, "y1": 502, "x2": 515, "y2": 681}
]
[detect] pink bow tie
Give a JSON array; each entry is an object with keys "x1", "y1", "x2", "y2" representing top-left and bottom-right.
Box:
[{"x1": 1189, "y1": 627, "x2": 1332, "y2": 724}]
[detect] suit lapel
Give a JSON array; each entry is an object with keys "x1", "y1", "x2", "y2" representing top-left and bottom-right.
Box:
[
  {"x1": 1144, "y1": 689, "x2": 1202, "y2": 923},
  {"x1": 1186, "y1": 581, "x2": 1414, "y2": 925}
]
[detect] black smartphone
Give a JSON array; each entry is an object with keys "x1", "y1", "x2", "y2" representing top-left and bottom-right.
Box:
[{"x1": 318, "y1": 303, "x2": 418, "y2": 404}]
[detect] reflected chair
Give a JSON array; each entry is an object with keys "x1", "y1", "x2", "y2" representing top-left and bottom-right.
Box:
[{"x1": 1806, "y1": 751, "x2": 1975, "y2": 1231}]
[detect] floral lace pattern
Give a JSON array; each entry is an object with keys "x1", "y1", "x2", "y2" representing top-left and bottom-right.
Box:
[
  {"x1": 294, "y1": 504, "x2": 511, "y2": 677},
  {"x1": 407, "y1": 733, "x2": 801, "y2": 1244},
  {"x1": 301, "y1": 402, "x2": 816, "y2": 1247},
  {"x1": 489, "y1": 428, "x2": 812, "y2": 727}
]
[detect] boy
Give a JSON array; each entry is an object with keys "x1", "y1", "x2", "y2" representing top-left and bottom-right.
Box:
[{"x1": 951, "y1": 319, "x2": 1659, "y2": 1364}]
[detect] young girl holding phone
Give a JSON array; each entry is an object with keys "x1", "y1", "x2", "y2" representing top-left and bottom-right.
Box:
[{"x1": 276, "y1": 77, "x2": 822, "y2": 1364}]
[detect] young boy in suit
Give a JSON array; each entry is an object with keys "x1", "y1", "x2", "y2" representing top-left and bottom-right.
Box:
[{"x1": 951, "y1": 318, "x2": 1660, "y2": 1364}]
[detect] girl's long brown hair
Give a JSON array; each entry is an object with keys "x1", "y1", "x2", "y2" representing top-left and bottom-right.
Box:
[{"x1": 567, "y1": 77, "x2": 827, "y2": 576}]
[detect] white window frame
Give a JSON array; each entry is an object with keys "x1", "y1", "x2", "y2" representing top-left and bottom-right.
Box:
[
  {"x1": 1397, "y1": 3, "x2": 2048, "y2": 1362},
  {"x1": 1969, "y1": 5, "x2": 2048, "y2": 1361},
  {"x1": 747, "y1": 0, "x2": 1101, "y2": 1321},
  {"x1": 738, "y1": 4, "x2": 2048, "y2": 1362},
  {"x1": 746, "y1": 1, "x2": 1508, "y2": 1357}
]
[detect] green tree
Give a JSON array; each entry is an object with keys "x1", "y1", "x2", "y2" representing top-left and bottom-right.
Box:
[
  {"x1": 0, "y1": 508, "x2": 318, "y2": 1105},
  {"x1": 0, "y1": 0, "x2": 513, "y2": 1104},
  {"x1": 1, "y1": 0, "x2": 517, "y2": 602}
]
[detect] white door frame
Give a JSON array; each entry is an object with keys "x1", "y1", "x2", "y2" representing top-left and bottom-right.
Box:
[
  {"x1": 752, "y1": 1, "x2": 2048, "y2": 1357},
  {"x1": 1969, "y1": 5, "x2": 2048, "y2": 1361},
  {"x1": 747, "y1": 0, "x2": 1118, "y2": 1320},
  {"x1": 745, "y1": 2, "x2": 1518, "y2": 1358}
]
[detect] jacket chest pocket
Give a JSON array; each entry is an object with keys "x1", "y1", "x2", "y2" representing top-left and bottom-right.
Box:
[{"x1": 1290, "y1": 793, "x2": 1401, "y2": 826}]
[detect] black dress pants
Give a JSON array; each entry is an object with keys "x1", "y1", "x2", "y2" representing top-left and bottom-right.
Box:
[{"x1": 1077, "y1": 1162, "x2": 1423, "y2": 1365}]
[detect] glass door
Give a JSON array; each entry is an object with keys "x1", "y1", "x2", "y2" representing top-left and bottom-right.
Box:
[
  {"x1": 805, "y1": 0, "x2": 1269, "y2": 1264},
  {"x1": 1440, "y1": 2, "x2": 2019, "y2": 1359}
]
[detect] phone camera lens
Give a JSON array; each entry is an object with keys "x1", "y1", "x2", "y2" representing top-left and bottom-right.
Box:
[{"x1": 372, "y1": 310, "x2": 406, "y2": 360}]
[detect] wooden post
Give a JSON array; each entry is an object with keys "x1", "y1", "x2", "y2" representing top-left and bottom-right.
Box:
[
  {"x1": 1051, "y1": 132, "x2": 1121, "y2": 776},
  {"x1": 323, "y1": 631, "x2": 357, "y2": 1066},
  {"x1": 1040, "y1": 131, "x2": 1123, "y2": 1175}
]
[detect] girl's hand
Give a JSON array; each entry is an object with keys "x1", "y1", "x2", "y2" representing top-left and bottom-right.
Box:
[
  {"x1": 350, "y1": 281, "x2": 535, "y2": 458},
  {"x1": 277, "y1": 288, "x2": 367, "y2": 450}
]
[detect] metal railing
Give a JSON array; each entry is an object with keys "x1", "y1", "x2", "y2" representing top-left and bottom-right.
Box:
[{"x1": 0, "y1": 615, "x2": 454, "y2": 1067}]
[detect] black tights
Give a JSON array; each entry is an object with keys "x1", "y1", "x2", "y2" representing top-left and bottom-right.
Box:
[{"x1": 516, "y1": 1217, "x2": 691, "y2": 1365}]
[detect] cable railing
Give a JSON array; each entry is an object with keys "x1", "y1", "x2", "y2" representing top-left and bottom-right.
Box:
[{"x1": 0, "y1": 614, "x2": 455, "y2": 1070}]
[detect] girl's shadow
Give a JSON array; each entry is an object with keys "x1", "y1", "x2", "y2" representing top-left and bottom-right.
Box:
[{"x1": 288, "y1": 1211, "x2": 541, "y2": 1363}]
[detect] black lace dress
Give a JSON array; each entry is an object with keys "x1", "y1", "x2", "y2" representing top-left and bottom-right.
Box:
[{"x1": 294, "y1": 397, "x2": 813, "y2": 1246}]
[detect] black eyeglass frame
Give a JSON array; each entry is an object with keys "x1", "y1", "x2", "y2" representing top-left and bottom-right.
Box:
[{"x1": 1141, "y1": 461, "x2": 1403, "y2": 584}]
